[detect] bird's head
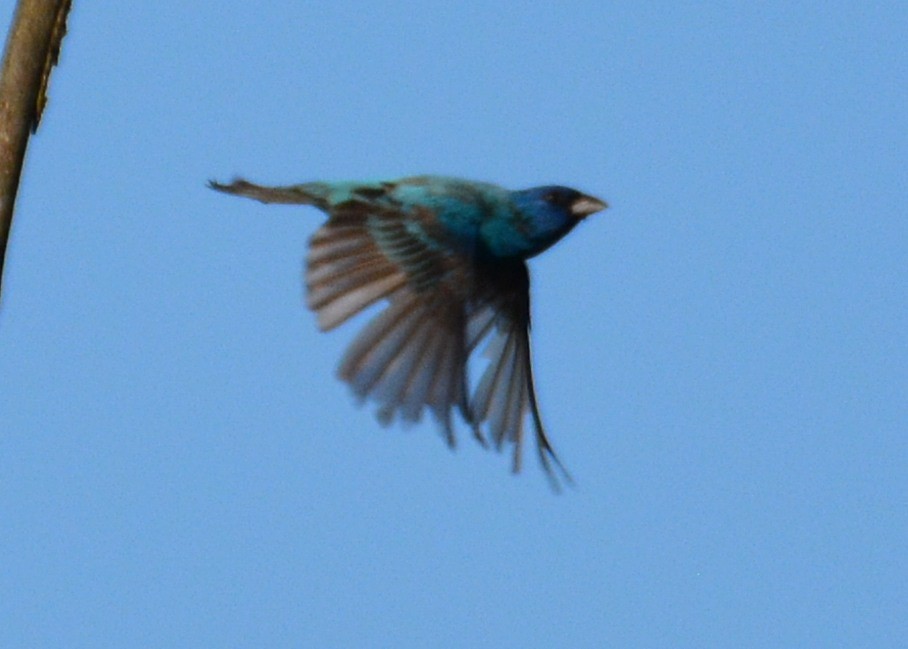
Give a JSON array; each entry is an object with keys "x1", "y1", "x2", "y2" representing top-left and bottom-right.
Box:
[{"x1": 505, "y1": 185, "x2": 608, "y2": 258}]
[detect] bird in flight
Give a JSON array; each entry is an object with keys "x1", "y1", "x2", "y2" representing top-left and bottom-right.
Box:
[{"x1": 209, "y1": 175, "x2": 606, "y2": 488}]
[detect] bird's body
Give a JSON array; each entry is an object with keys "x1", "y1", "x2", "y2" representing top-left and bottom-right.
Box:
[{"x1": 210, "y1": 175, "x2": 606, "y2": 487}]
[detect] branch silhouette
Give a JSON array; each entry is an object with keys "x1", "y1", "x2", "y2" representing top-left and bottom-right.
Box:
[{"x1": 0, "y1": 0, "x2": 71, "y2": 309}]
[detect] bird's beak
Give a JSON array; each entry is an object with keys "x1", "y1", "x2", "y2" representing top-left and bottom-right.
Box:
[{"x1": 570, "y1": 194, "x2": 608, "y2": 218}]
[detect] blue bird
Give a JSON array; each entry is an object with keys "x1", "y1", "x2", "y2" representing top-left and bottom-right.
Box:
[{"x1": 209, "y1": 175, "x2": 607, "y2": 487}]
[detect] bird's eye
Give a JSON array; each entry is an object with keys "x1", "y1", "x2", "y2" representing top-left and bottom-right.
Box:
[{"x1": 542, "y1": 192, "x2": 558, "y2": 203}]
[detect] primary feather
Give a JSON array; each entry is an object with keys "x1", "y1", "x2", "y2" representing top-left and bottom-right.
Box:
[{"x1": 209, "y1": 175, "x2": 607, "y2": 489}]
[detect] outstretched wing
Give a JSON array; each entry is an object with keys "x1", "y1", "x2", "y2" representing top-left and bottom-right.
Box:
[
  {"x1": 467, "y1": 262, "x2": 572, "y2": 489},
  {"x1": 306, "y1": 194, "x2": 479, "y2": 445}
]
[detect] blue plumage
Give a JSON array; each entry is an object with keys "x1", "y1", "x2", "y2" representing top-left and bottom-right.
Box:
[{"x1": 209, "y1": 175, "x2": 607, "y2": 487}]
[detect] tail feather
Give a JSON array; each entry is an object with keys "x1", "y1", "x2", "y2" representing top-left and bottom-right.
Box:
[{"x1": 208, "y1": 179, "x2": 330, "y2": 209}]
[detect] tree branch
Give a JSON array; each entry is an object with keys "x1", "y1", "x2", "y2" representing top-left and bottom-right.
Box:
[{"x1": 0, "y1": 0, "x2": 71, "y2": 309}]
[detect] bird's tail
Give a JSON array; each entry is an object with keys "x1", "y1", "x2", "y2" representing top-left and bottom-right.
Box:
[{"x1": 208, "y1": 178, "x2": 331, "y2": 210}]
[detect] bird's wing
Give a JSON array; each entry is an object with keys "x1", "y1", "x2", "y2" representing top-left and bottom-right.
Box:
[
  {"x1": 307, "y1": 197, "x2": 477, "y2": 445},
  {"x1": 467, "y1": 262, "x2": 572, "y2": 489}
]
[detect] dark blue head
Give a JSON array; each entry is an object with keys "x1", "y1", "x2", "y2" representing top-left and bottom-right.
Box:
[{"x1": 502, "y1": 185, "x2": 607, "y2": 258}]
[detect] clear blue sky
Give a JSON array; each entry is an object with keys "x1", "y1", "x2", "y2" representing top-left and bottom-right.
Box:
[{"x1": 2, "y1": 3, "x2": 905, "y2": 647}]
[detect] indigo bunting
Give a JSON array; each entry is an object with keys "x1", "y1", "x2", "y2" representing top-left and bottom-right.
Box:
[{"x1": 209, "y1": 175, "x2": 606, "y2": 487}]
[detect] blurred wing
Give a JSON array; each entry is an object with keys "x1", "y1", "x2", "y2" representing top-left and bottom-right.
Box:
[
  {"x1": 468, "y1": 262, "x2": 572, "y2": 489},
  {"x1": 306, "y1": 198, "x2": 475, "y2": 443}
]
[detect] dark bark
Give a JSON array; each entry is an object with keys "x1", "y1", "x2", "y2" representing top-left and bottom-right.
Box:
[{"x1": 0, "y1": 0, "x2": 71, "y2": 308}]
